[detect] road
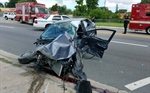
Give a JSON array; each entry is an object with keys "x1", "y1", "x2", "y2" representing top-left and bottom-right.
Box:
[{"x1": 0, "y1": 18, "x2": 150, "y2": 93}]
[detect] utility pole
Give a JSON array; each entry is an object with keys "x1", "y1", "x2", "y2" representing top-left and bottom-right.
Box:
[
  {"x1": 104, "y1": 0, "x2": 106, "y2": 7},
  {"x1": 104, "y1": 0, "x2": 106, "y2": 19}
]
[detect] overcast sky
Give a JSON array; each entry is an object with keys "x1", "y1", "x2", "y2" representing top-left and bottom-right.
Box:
[{"x1": 1, "y1": 0, "x2": 141, "y2": 12}]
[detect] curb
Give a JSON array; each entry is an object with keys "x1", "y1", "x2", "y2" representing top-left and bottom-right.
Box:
[{"x1": 0, "y1": 49, "x2": 129, "y2": 93}]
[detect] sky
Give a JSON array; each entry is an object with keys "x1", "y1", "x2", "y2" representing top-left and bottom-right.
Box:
[{"x1": 1, "y1": 0, "x2": 141, "y2": 12}]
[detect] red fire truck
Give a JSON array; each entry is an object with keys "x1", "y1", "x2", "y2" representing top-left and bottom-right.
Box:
[
  {"x1": 15, "y1": 2, "x2": 49, "y2": 24},
  {"x1": 129, "y1": 4, "x2": 150, "y2": 34}
]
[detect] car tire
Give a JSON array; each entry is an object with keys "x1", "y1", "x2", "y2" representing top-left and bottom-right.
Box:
[
  {"x1": 13, "y1": 18, "x2": 15, "y2": 21},
  {"x1": 33, "y1": 18, "x2": 36, "y2": 24},
  {"x1": 18, "y1": 51, "x2": 36, "y2": 64},
  {"x1": 5, "y1": 16, "x2": 8, "y2": 20},
  {"x1": 19, "y1": 18, "x2": 23, "y2": 23},
  {"x1": 45, "y1": 24, "x2": 51, "y2": 29},
  {"x1": 146, "y1": 27, "x2": 150, "y2": 35}
]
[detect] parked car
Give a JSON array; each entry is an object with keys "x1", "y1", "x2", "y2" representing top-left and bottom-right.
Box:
[
  {"x1": 3, "y1": 12, "x2": 16, "y2": 20},
  {"x1": 33, "y1": 14, "x2": 70, "y2": 29}
]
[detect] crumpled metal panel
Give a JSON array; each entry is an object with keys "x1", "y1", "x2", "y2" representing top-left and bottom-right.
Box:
[{"x1": 37, "y1": 33, "x2": 75, "y2": 60}]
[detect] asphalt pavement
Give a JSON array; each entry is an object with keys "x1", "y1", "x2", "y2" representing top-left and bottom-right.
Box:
[{"x1": 0, "y1": 17, "x2": 149, "y2": 93}]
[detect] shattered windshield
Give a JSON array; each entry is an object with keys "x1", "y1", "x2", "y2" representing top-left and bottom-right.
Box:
[{"x1": 41, "y1": 22, "x2": 76, "y2": 40}]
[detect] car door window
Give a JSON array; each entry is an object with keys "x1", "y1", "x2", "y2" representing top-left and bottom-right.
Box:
[
  {"x1": 62, "y1": 16, "x2": 70, "y2": 20},
  {"x1": 30, "y1": 7, "x2": 35, "y2": 12},
  {"x1": 52, "y1": 16, "x2": 61, "y2": 20}
]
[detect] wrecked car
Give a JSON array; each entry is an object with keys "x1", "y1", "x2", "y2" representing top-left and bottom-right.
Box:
[{"x1": 18, "y1": 18, "x2": 116, "y2": 93}]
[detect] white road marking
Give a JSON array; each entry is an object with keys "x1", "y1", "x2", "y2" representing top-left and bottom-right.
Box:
[
  {"x1": 44, "y1": 80, "x2": 50, "y2": 93},
  {"x1": 125, "y1": 77, "x2": 150, "y2": 91},
  {"x1": 111, "y1": 41, "x2": 149, "y2": 47},
  {"x1": 0, "y1": 25, "x2": 14, "y2": 29}
]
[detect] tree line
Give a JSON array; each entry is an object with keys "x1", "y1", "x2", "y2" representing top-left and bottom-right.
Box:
[
  {"x1": 0, "y1": 0, "x2": 36, "y2": 8},
  {"x1": 0, "y1": 0, "x2": 150, "y2": 19}
]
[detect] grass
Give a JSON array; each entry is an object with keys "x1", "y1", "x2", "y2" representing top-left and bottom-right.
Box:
[{"x1": 95, "y1": 22, "x2": 123, "y2": 27}]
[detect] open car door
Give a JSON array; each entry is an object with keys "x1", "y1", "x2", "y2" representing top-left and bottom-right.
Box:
[{"x1": 80, "y1": 28, "x2": 116, "y2": 58}]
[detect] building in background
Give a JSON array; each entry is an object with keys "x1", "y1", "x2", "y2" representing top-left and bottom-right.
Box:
[{"x1": 0, "y1": 8, "x2": 16, "y2": 12}]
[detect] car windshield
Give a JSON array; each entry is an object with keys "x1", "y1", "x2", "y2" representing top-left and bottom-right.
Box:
[
  {"x1": 35, "y1": 7, "x2": 49, "y2": 14},
  {"x1": 41, "y1": 22, "x2": 76, "y2": 40}
]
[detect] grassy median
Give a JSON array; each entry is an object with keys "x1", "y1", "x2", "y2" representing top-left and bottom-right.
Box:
[{"x1": 96, "y1": 22, "x2": 123, "y2": 27}]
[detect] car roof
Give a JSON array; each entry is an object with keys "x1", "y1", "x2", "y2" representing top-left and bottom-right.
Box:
[
  {"x1": 49, "y1": 14, "x2": 69, "y2": 16},
  {"x1": 51, "y1": 18, "x2": 92, "y2": 28},
  {"x1": 53, "y1": 18, "x2": 89, "y2": 23},
  {"x1": 45, "y1": 14, "x2": 69, "y2": 19}
]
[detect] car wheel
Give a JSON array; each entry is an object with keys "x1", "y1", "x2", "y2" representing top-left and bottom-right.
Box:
[
  {"x1": 33, "y1": 18, "x2": 36, "y2": 24},
  {"x1": 5, "y1": 16, "x2": 8, "y2": 20},
  {"x1": 146, "y1": 27, "x2": 150, "y2": 35},
  {"x1": 18, "y1": 51, "x2": 37, "y2": 64},
  {"x1": 14, "y1": 17, "x2": 16, "y2": 21},
  {"x1": 19, "y1": 18, "x2": 23, "y2": 23},
  {"x1": 45, "y1": 24, "x2": 50, "y2": 29}
]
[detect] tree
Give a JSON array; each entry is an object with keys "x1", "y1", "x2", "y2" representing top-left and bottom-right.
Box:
[
  {"x1": 0, "y1": 2, "x2": 4, "y2": 7},
  {"x1": 89, "y1": 8, "x2": 113, "y2": 19},
  {"x1": 59, "y1": 6, "x2": 73, "y2": 14},
  {"x1": 66, "y1": 9, "x2": 72, "y2": 14},
  {"x1": 89, "y1": 9, "x2": 104, "y2": 19},
  {"x1": 58, "y1": 5, "x2": 68, "y2": 14},
  {"x1": 89, "y1": 6, "x2": 120, "y2": 20},
  {"x1": 5, "y1": 0, "x2": 36, "y2": 7},
  {"x1": 86, "y1": 0, "x2": 98, "y2": 11},
  {"x1": 4, "y1": 2, "x2": 8, "y2": 7},
  {"x1": 117, "y1": 9, "x2": 127, "y2": 13},
  {"x1": 51, "y1": 3, "x2": 59, "y2": 11},
  {"x1": 111, "y1": 13, "x2": 120, "y2": 19},
  {"x1": 140, "y1": 0, "x2": 150, "y2": 4},
  {"x1": 6, "y1": 0, "x2": 18, "y2": 8},
  {"x1": 18, "y1": 0, "x2": 36, "y2": 3},
  {"x1": 99, "y1": 6, "x2": 108, "y2": 10},
  {"x1": 50, "y1": 4, "x2": 72, "y2": 15},
  {"x1": 74, "y1": 0, "x2": 87, "y2": 16},
  {"x1": 115, "y1": 4, "x2": 118, "y2": 13}
]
